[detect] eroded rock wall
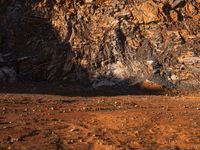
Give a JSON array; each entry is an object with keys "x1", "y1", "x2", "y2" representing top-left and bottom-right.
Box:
[{"x1": 0, "y1": 0, "x2": 200, "y2": 89}]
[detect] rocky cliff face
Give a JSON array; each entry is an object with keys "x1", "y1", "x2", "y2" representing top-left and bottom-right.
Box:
[{"x1": 0, "y1": 0, "x2": 199, "y2": 89}]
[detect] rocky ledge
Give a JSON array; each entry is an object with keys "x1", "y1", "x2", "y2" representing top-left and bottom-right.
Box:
[{"x1": 0, "y1": 0, "x2": 199, "y2": 90}]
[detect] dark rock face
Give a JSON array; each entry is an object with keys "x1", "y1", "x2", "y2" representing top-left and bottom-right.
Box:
[{"x1": 0, "y1": 0, "x2": 199, "y2": 89}]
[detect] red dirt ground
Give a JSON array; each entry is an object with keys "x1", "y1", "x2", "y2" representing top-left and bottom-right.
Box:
[{"x1": 0, "y1": 83, "x2": 200, "y2": 150}]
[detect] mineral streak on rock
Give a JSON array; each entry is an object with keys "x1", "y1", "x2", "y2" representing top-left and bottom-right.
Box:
[{"x1": 0, "y1": 0, "x2": 199, "y2": 89}]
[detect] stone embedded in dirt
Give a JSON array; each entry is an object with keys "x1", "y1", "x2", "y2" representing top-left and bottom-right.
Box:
[
  {"x1": 68, "y1": 139, "x2": 75, "y2": 144},
  {"x1": 5, "y1": 136, "x2": 18, "y2": 144},
  {"x1": 2, "y1": 107, "x2": 7, "y2": 111},
  {"x1": 70, "y1": 128, "x2": 80, "y2": 132},
  {"x1": 50, "y1": 107, "x2": 55, "y2": 110}
]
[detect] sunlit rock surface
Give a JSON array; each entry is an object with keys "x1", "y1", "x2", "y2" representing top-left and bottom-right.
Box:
[{"x1": 0, "y1": 0, "x2": 199, "y2": 89}]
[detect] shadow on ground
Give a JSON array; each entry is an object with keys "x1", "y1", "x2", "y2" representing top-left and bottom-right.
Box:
[{"x1": 0, "y1": 82, "x2": 167, "y2": 97}]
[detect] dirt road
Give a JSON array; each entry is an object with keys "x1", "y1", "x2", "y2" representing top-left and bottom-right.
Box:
[{"x1": 0, "y1": 84, "x2": 200, "y2": 150}]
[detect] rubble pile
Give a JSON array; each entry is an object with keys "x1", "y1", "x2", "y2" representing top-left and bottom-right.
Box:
[{"x1": 0, "y1": 0, "x2": 199, "y2": 89}]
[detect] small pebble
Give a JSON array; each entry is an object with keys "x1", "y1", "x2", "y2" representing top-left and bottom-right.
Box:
[
  {"x1": 68, "y1": 140, "x2": 74, "y2": 144},
  {"x1": 2, "y1": 107, "x2": 7, "y2": 111}
]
